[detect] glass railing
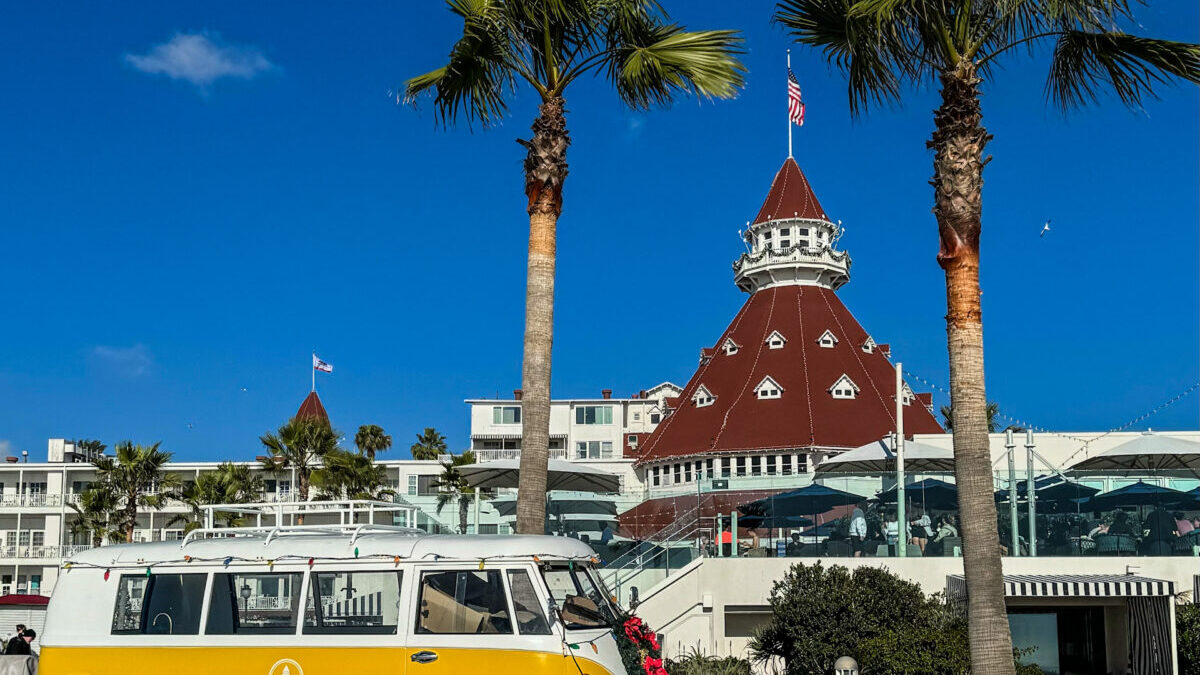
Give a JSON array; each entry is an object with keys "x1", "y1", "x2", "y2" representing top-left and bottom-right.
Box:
[{"x1": 647, "y1": 470, "x2": 1200, "y2": 559}]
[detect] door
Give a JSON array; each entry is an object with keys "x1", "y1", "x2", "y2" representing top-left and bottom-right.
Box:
[{"x1": 406, "y1": 567, "x2": 564, "y2": 674}]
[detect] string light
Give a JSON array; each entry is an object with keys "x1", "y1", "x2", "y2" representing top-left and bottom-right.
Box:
[
  {"x1": 222, "y1": 556, "x2": 232, "y2": 567},
  {"x1": 103, "y1": 570, "x2": 110, "y2": 581}
]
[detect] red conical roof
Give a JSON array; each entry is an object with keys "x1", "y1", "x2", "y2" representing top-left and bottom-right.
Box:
[
  {"x1": 753, "y1": 157, "x2": 828, "y2": 224},
  {"x1": 296, "y1": 391, "x2": 329, "y2": 422},
  {"x1": 634, "y1": 285, "x2": 943, "y2": 465}
]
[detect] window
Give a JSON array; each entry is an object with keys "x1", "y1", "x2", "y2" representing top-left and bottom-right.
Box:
[
  {"x1": 797, "y1": 455, "x2": 809, "y2": 473},
  {"x1": 650, "y1": 413, "x2": 661, "y2": 424},
  {"x1": 755, "y1": 377, "x2": 783, "y2": 400},
  {"x1": 492, "y1": 406, "x2": 521, "y2": 425},
  {"x1": 632, "y1": 412, "x2": 641, "y2": 422},
  {"x1": 206, "y1": 573, "x2": 302, "y2": 635},
  {"x1": 829, "y1": 375, "x2": 860, "y2": 400},
  {"x1": 817, "y1": 330, "x2": 839, "y2": 348},
  {"x1": 112, "y1": 573, "x2": 207, "y2": 635},
  {"x1": 684, "y1": 464, "x2": 693, "y2": 483},
  {"x1": 735, "y1": 457, "x2": 746, "y2": 477},
  {"x1": 628, "y1": 434, "x2": 637, "y2": 444},
  {"x1": 652, "y1": 467, "x2": 660, "y2": 487},
  {"x1": 416, "y1": 570, "x2": 512, "y2": 634},
  {"x1": 408, "y1": 475, "x2": 418, "y2": 496},
  {"x1": 862, "y1": 337, "x2": 876, "y2": 354},
  {"x1": 722, "y1": 338, "x2": 740, "y2": 356},
  {"x1": 721, "y1": 457, "x2": 731, "y2": 477},
  {"x1": 750, "y1": 456, "x2": 761, "y2": 476},
  {"x1": 695, "y1": 461, "x2": 704, "y2": 481},
  {"x1": 673, "y1": 464, "x2": 681, "y2": 483},
  {"x1": 780, "y1": 228, "x2": 790, "y2": 236},
  {"x1": 766, "y1": 456, "x2": 777, "y2": 475},
  {"x1": 797, "y1": 228, "x2": 809, "y2": 237},
  {"x1": 779, "y1": 239, "x2": 790, "y2": 249},
  {"x1": 575, "y1": 406, "x2": 613, "y2": 425},
  {"x1": 507, "y1": 570, "x2": 551, "y2": 635},
  {"x1": 304, "y1": 571, "x2": 402, "y2": 634},
  {"x1": 766, "y1": 331, "x2": 787, "y2": 349},
  {"x1": 693, "y1": 385, "x2": 715, "y2": 407},
  {"x1": 706, "y1": 459, "x2": 714, "y2": 479},
  {"x1": 782, "y1": 455, "x2": 793, "y2": 475},
  {"x1": 900, "y1": 383, "x2": 915, "y2": 406},
  {"x1": 575, "y1": 441, "x2": 614, "y2": 459},
  {"x1": 542, "y1": 566, "x2": 615, "y2": 629}
]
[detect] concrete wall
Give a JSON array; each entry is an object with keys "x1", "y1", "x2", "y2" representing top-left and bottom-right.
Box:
[{"x1": 635, "y1": 555, "x2": 1199, "y2": 664}]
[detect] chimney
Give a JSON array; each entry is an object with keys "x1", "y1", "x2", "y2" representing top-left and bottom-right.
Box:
[
  {"x1": 513, "y1": 389, "x2": 523, "y2": 401},
  {"x1": 639, "y1": 390, "x2": 648, "y2": 399},
  {"x1": 602, "y1": 389, "x2": 612, "y2": 400}
]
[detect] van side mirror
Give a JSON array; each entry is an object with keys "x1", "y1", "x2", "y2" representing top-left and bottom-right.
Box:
[{"x1": 629, "y1": 586, "x2": 640, "y2": 610}]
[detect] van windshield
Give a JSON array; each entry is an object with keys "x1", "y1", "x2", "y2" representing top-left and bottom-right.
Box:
[{"x1": 541, "y1": 564, "x2": 615, "y2": 630}]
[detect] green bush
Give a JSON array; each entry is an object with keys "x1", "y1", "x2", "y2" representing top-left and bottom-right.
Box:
[
  {"x1": 1179, "y1": 603, "x2": 1200, "y2": 674},
  {"x1": 749, "y1": 562, "x2": 1043, "y2": 675},
  {"x1": 665, "y1": 646, "x2": 753, "y2": 675}
]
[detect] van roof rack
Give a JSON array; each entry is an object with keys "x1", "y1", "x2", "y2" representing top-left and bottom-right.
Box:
[{"x1": 180, "y1": 523, "x2": 425, "y2": 548}]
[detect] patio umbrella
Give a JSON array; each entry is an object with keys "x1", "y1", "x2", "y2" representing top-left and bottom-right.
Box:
[
  {"x1": 738, "y1": 514, "x2": 814, "y2": 529},
  {"x1": 798, "y1": 521, "x2": 842, "y2": 538},
  {"x1": 815, "y1": 437, "x2": 955, "y2": 474},
  {"x1": 458, "y1": 459, "x2": 620, "y2": 493},
  {"x1": 1069, "y1": 433, "x2": 1200, "y2": 476},
  {"x1": 490, "y1": 495, "x2": 618, "y2": 518},
  {"x1": 739, "y1": 483, "x2": 863, "y2": 519},
  {"x1": 877, "y1": 478, "x2": 958, "y2": 511},
  {"x1": 1081, "y1": 481, "x2": 1200, "y2": 512}
]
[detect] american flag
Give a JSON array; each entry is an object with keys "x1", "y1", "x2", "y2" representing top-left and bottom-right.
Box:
[{"x1": 788, "y1": 68, "x2": 805, "y2": 126}]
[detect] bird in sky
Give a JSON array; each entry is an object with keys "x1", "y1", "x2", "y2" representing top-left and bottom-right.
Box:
[{"x1": 1039, "y1": 220, "x2": 1051, "y2": 238}]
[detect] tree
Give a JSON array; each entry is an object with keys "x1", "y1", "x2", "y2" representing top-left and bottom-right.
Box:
[
  {"x1": 775, "y1": 2, "x2": 1199, "y2": 671},
  {"x1": 355, "y1": 424, "x2": 393, "y2": 461},
  {"x1": 406, "y1": 0, "x2": 745, "y2": 534},
  {"x1": 68, "y1": 486, "x2": 121, "y2": 547},
  {"x1": 92, "y1": 441, "x2": 182, "y2": 543},
  {"x1": 433, "y1": 451, "x2": 481, "y2": 534},
  {"x1": 410, "y1": 427, "x2": 447, "y2": 461},
  {"x1": 259, "y1": 417, "x2": 340, "y2": 503},
  {"x1": 941, "y1": 401, "x2": 1000, "y2": 432},
  {"x1": 73, "y1": 439, "x2": 106, "y2": 456},
  {"x1": 312, "y1": 449, "x2": 395, "y2": 502},
  {"x1": 170, "y1": 462, "x2": 265, "y2": 532}
]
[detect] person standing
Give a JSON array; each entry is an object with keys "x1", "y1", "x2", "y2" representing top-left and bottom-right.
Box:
[
  {"x1": 849, "y1": 505, "x2": 868, "y2": 557},
  {"x1": 4, "y1": 626, "x2": 29, "y2": 656}
]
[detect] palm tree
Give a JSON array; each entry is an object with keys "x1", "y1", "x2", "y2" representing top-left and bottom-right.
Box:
[
  {"x1": 259, "y1": 417, "x2": 340, "y2": 503},
  {"x1": 312, "y1": 449, "x2": 395, "y2": 502},
  {"x1": 941, "y1": 401, "x2": 1000, "y2": 432},
  {"x1": 406, "y1": 0, "x2": 745, "y2": 534},
  {"x1": 775, "y1": 1, "x2": 1200, "y2": 671},
  {"x1": 433, "y1": 451, "x2": 482, "y2": 534},
  {"x1": 92, "y1": 441, "x2": 182, "y2": 543},
  {"x1": 171, "y1": 462, "x2": 265, "y2": 532},
  {"x1": 67, "y1": 486, "x2": 121, "y2": 547},
  {"x1": 72, "y1": 439, "x2": 106, "y2": 456},
  {"x1": 355, "y1": 424, "x2": 393, "y2": 461},
  {"x1": 410, "y1": 428, "x2": 447, "y2": 461}
]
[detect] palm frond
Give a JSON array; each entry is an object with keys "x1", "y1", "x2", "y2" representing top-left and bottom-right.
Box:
[
  {"x1": 606, "y1": 21, "x2": 745, "y2": 109},
  {"x1": 1048, "y1": 30, "x2": 1200, "y2": 109}
]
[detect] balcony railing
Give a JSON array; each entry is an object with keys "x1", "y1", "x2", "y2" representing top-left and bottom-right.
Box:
[
  {"x1": 475, "y1": 449, "x2": 570, "y2": 462},
  {"x1": 0, "y1": 493, "x2": 62, "y2": 508}
]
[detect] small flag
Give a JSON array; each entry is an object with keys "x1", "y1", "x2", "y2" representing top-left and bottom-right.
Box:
[
  {"x1": 313, "y1": 354, "x2": 333, "y2": 373},
  {"x1": 788, "y1": 68, "x2": 805, "y2": 127}
]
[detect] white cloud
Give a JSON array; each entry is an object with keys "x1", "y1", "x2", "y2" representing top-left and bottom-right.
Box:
[
  {"x1": 92, "y1": 344, "x2": 154, "y2": 377},
  {"x1": 125, "y1": 33, "x2": 273, "y2": 88},
  {"x1": 0, "y1": 441, "x2": 11, "y2": 457}
]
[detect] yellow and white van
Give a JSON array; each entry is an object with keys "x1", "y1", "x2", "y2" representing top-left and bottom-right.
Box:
[{"x1": 40, "y1": 527, "x2": 626, "y2": 674}]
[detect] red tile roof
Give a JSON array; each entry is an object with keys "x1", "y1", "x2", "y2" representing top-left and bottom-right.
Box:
[
  {"x1": 296, "y1": 391, "x2": 329, "y2": 422},
  {"x1": 752, "y1": 157, "x2": 828, "y2": 224},
  {"x1": 634, "y1": 284, "x2": 943, "y2": 465}
]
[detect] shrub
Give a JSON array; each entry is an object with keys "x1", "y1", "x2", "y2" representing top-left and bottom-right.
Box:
[
  {"x1": 1178, "y1": 603, "x2": 1200, "y2": 674},
  {"x1": 665, "y1": 646, "x2": 753, "y2": 675}
]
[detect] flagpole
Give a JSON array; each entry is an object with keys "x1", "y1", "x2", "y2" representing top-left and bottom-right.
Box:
[
  {"x1": 311, "y1": 353, "x2": 316, "y2": 393},
  {"x1": 787, "y1": 50, "x2": 793, "y2": 159}
]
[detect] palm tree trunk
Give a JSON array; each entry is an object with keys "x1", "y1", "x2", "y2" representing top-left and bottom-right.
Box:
[
  {"x1": 515, "y1": 96, "x2": 569, "y2": 535},
  {"x1": 931, "y1": 61, "x2": 1014, "y2": 675},
  {"x1": 459, "y1": 496, "x2": 469, "y2": 535}
]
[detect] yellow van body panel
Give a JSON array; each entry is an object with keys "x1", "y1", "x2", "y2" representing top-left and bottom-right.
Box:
[{"x1": 38, "y1": 646, "x2": 616, "y2": 675}]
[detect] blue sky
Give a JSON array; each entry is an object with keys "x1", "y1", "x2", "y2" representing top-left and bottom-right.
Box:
[{"x1": 1, "y1": 2, "x2": 1196, "y2": 461}]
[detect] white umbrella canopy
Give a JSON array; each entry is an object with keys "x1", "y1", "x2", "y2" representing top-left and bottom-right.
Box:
[
  {"x1": 815, "y1": 437, "x2": 955, "y2": 474},
  {"x1": 458, "y1": 459, "x2": 621, "y2": 493},
  {"x1": 1069, "y1": 433, "x2": 1200, "y2": 474}
]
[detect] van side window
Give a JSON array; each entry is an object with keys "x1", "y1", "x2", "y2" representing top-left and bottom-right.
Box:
[
  {"x1": 416, "y1": 570, "x2": 512, "y2": 634},
  {"x1": 304, "y1": 571, "x2": 402, "y2": 634},
  {"x1": 112, "y1": 574, "x2": 206, "y2": 635},
  {"x1": 506, "y1": 569, "x2": 551, "y2": 635},
  {"x1": 206, "y1": 573, "x2": 302, "y2": 635}
]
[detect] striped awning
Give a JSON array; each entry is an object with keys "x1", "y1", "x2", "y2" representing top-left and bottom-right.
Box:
[{"x1": 947, "y1": 574, "x2": 1175, "y2": 599}]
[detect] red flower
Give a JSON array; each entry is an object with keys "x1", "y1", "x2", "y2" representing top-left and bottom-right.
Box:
[{"x1": 642, "y1": 656, "x2": 663, "y2": 675}]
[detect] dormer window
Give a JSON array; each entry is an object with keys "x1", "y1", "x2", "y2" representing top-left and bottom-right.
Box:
[
  {"x1": 816, "y1": 330, "x2": 839, "y2": 348},
  {"x1": 900, "y1": 383, "x2": 915, "y2": 406},
  {"x1": 829, "y1": 374, "x2": 860, "y2": 400},
  {"x1": 722, "y1": 338, "x2": 740, "y2": 356},
  {"x1": 862, "y1": 336, "x2": 877, "y2": 354},
  {"x1": 755, "y1": 377, "x2": 783, "y2": 400},
  {"x1": 766, "y1": 330, "x2": 787, "y2": 350},
  {"x1": 693, "y1": 385, "x2": 716, "y2": 407}
]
